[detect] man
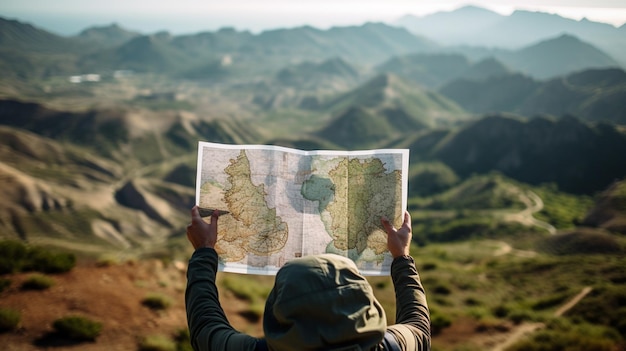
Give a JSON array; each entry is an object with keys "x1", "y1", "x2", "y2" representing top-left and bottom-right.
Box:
[{"x1": 186, "y1": 206, "x2": 431, "y2": 350}]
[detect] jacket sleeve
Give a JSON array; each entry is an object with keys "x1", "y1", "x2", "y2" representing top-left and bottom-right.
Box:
[
  {"x1": 386, "y1": 255, "x2": 431, "y2": 351},
  {"x1": 185, "y1": 248, "x2": 260, "y2": 351}
]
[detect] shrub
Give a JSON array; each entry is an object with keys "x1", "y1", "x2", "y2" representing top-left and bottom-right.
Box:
[
  {"x1": 0, "y1": 308, "x2": 20, "y2": 332},
  {"x1": 142, "y1": 293, "x2": 173, "y2": 310},
  {"x1": 139, "y1": 334, "x2": 177, "y2": 351},
  {"x1": 0, "y1": 240, "x2": 76, "y2": 274},
  {"x1": 421, "y1": 262, "x2": 438, "y2": 271},
  {"x1": 430, "y1": 309, "x2": 452, "y2": 335},
  {"x1": 0, "y1": 240, "x2": 28, "y2": 274},
  {"x1": 21, "y1": 274, "x2": 54, "y2": 290},
  {"x1": 492, "y1": 304, "x2": 510, "y2": 318},
  {"x1": 24, "y1": 247, "x2": 76, "y2": 274},
  {"x1": 52, "y1": 315, "x2": 102, "y2": 341},
  {"x1": 221, "y1": 275, "x2": 271, "y2": 302},
  {"x1": 174, "y1": 328, "x2": 193, "y2": 351},
  {"x1": 508, "y1": 309, "x2": 536, "y2": 324},
  {"x1": 432, "y1": 284, "x2": 452, "y2": 295},
  {"x1": 464, "y1": 297, "x2": 482, "y2": 306},
  {"x1": 507, "y1": 320, "x2": 622, "y2": 351}
]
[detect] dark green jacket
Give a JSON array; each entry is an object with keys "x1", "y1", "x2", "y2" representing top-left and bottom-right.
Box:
[{"x1": 186, "y1": 248, "x2": 430, "y2": 351}]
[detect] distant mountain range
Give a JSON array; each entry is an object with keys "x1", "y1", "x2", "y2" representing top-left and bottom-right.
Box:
[
  {"x1": 396, "y1": 5, "x2": 626, "y2": 67},
  {"x1": 1, "y1": 13, "x2": 623, "y2": 82},
  {"x1": 427, "y1": 114, "x2": 626, "y2": 194},
  {"x1": 439, "y1": 68, "x2": 626, "y2": 124}
]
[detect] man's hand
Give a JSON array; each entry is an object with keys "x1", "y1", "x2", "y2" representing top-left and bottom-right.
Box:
[
  {"x1": 381, "y1": 211, "x2": 412, "y2": 259},
  {"x1": 186, "y1": 206, "x2": 219, "y2": 249}
]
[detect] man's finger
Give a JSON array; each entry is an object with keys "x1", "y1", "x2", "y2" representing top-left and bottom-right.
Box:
[
  {"x1": 191, "y1": 205, "x2": 201, "y2": 219},
  {"x1": 381, "y1": 216, "x2": 395, "y2": 234},
  {"x1": 402, "y1": 211, "x2": 411, "y2": 229},
  {"x1": 210, "y1": 209, "x2": 219, "y2": 231}
]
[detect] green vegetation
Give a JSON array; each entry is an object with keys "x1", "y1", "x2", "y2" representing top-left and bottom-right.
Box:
[
  {"x1": 174, "y1": 328, "x2": 193, "y2": 351},
  {"x1": 138, "y1": 334, "x2": 177, "y2": 351},
  {"x1": 537, "y1": 230, "x2": 623, "y2": 255},
  {"x1": 21, "y1": 273, "x2": 54, "y2": 290},
  {"x1": 532, "y1": 184, "x2": 593, "y2": 229},
  {"x1": 507, "y1": 318, "x2": 622, "y2": 351},
  {"x1": 0, "y1": 308, "x2": 21, "y2": 332},
  {"x1": 409, "y1": 238, "x2": 626, "y2": 350},
  {"x1": 0, "y1": 240, "x2": 76, "y2": 274},
  {"x1": 142, "y1": 293, "x2": 173, "y2": 310},
  {"x1": 408, "y1": 162, "x2": 459, "y2": 197},
  {"x1": 220, "y1": 274, "x2": 273, "y2": 322},
  {"x1": 412, "y1": 173, "x2": 524, "y2": 211},
  {"x1": 52, "y1": 315, "x2": 102, "y2": 341},
  {"x1": 567, "y1": 284, "x2": 626, "y2": 338}
]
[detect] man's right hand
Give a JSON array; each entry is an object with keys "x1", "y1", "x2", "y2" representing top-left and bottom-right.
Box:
[
  {"x1": 381, "y1": 211, "x2": 412, "y2": 259},
  {"x1": 186, "y1": 206, "x2": 219, "y2": 250}
]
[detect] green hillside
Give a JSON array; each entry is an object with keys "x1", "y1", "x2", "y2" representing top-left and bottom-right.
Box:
[
  {"x1": 432, "y1": 114, "x2": 626, "y2": 194},
  {"x1": 324, "y1": 73, "x2": 466, "y2": 128}
]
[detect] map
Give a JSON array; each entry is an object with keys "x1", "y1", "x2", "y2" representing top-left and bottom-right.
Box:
[{"x1": 195, "y1": 141, "x2": 409, "y2": 275}]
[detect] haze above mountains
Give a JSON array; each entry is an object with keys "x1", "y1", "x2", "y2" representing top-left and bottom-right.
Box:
[{"x1": 0, "y1": 5, "x2": 625, "y2": 253}]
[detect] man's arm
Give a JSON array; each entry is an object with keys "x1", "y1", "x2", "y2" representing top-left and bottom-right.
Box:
[
  {"x1": 185, "y1": 207, "x2": 260, "y2": 351},
  {"x1": 382, "y1": 212, "x2": 431, "y2": 350}
]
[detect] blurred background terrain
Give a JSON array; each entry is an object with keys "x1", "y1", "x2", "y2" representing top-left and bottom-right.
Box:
[{"x1": 1, "y1": 2, "x2": 626, "y2": 350}]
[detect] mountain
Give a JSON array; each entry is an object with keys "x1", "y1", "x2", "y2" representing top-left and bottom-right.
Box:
[
  {"x1": 395, "y1": 6, "x2": 626, "y2": 66},
  {"x1": 0, "y1": 98, "x2": 264, "y2": 247},
  {"x1": 501, "y1": 34, "x2": 620, "y2": 79},
  {"x1": 0, "y1": 17, "x2": 435, "y2": 79},
  {"x1": 0, "y1": 18, "x2": 89, "y2": 79},
  {"x1": 432, "y1": 114, "x2": 626, "y2": 194},
  {"x1": 75, "y1": 23, "x2": 140, "y2": 47},
  {"x1": 395, "y1": 6, "x2": 503, "y2": 45},
  {"x1": 439, "y1": 67, "x2": 626, "y2": 124},
  {"x1": 439, "y1": 73, "x2": 540, "y2": 114},
  {"x1": 582, "y1": 178, "x2": 626, "y2": 234},
  {"x1": 275, "y1": 57, "x2": 362, "y2": 90},
  {"x1": 315, "y1": 106, "x2": 397, "y2": 149},
  {"x1": 375, "y1": 53, "x2": 471, "y2": 89},
  {"x1": 520, "y1": 68, "x2": 626, "y2": 124},
  {"x1": 458, "y1": 57, "x2": 512, "y2": 81},
  {"x1": 323, "y1": 73, "x2": 466, "y2": 128},
  {"x1": 376, "y1": 54, "x2": 513, "y2": 89},
  {"x1": 0, "y1": 17, "x2": 84, "y2": 53},
  {"x1": 79, "y1": 32, "x2": 197, "y2": 73}
]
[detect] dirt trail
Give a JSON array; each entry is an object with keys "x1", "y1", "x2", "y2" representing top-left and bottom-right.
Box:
[
  {"x1": 503, "y1": 190, "x2": 556, "y2": 234},
  {"x1": 486, "y1": 286, "x2": 593, "y2": 351}
]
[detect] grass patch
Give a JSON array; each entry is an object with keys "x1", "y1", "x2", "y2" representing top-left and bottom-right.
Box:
[
  {"x1": 52, "y1": 315, "x2": 102, "y2": 341},
  {"x1": 0, "y1": 240, "x2": 76, "y2": 274},
  {"x1": 21, "y1": 273, "x2": 54, "y2": 290},
  {"x1": 174, "y1": 328, "x2": 193, "y2": 351},
  {"x1": 142, "y1": 293, "x2": 173, "y2": 310},
  {"x1": 532, "y1": 183, "x2": 594, "y2": 229},
  {"x1": 138, "y1": 334, "x2": 177, "y2": 351},
  {"x1": 0, "y1": 308, "x2": 21, "y2": 332},
  {"x1": 507, "y1": 318, "x2": 623, "y2": 351},
  {"x1": 220, "y1": 275, "x2": 272, "y2": 302}
]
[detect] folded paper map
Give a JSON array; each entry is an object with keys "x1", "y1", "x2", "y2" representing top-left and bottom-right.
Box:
[{"x1": 195, "y1": 141, "x2": 409, "y2": 275}]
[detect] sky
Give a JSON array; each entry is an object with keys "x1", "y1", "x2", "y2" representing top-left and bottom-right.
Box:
[{"x1": 1, "y1": 0, "x2": 626, "y2": 35}]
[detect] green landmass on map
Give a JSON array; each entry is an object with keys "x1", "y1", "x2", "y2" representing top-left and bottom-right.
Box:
[
  {"x1": 302, "y1": 157, "x2": 402, "y2": 260},
  {"x1": 214, "y1": 150, "x2": 289, "y2": 261}
]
